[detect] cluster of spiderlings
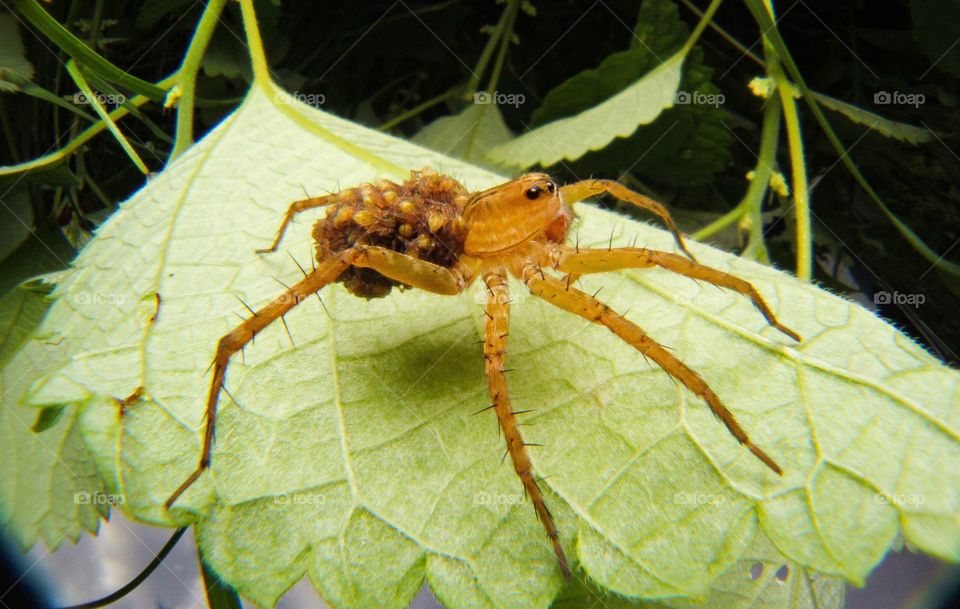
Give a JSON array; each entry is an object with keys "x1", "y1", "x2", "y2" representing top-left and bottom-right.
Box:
[{"x1": 312, "y1": 168, "x2": 470, "y2": 298}]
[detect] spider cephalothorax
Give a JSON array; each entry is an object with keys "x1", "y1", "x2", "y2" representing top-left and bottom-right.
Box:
[{"x1": 167, "y1": 168, "x2": 801, "y2": 579}]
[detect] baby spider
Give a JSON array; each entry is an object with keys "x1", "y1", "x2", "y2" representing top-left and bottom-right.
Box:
[{"x1": 165, "y1": 168, "x2": 801, "y2": 579}]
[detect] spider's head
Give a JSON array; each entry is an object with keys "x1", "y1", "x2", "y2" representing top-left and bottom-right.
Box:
[{"x1": 462, "y1": 173, "x2": 566, "y2": 255}]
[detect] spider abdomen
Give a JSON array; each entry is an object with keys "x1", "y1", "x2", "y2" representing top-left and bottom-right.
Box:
[{"x1": 312, "y1": 168, "x2": 470, "y2": 298}]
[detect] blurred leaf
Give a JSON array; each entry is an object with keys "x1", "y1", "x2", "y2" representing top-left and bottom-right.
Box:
[
  {"x1": 0, "y1": 163, "x2": 80, "y2": 188},
  {"x1": 136, "y1": 0, "x2": 197, "y2": 30},
  {"x1": 0, "y1": 190, "x2": 33, "y2": 263},
  {"x1": 413, "y1": 103, "x2": 512, "y2": 166},
  {"x1": 813, "y1": 92, "x2": 932, "y2": 145},
  {"x1": 0, "y1": 11, "x2": 35, "y2": 92},
  {"x1": 532, "y1": 0, "x2": 689, "y2": 123},
  {"x1": 487, "y1": 0, "x2": 731, "y2": 182},
  {"x1": 31, "y1": 405, "x2": 66, "y2": 433},
  {"x1": 0, "y1": 275, "x2": 54, "y2": 365},
  {"x1": 552, "y1": 530, "x2": 845, "y2": 609},
  {"x1": 201, "y1": 554, "x2": 243, "y2": 609},
  {"x1": 0, "y1": 273, "x2": 106, "y2": 550},
  {"x1": 203, "y1": 29, "x2": 252, "y2": 81},
  {"x1": 486, "y1": 49, "x2": 684, "y2": 168},
  {"x1": 0, "y1": 227, "x2": 75, "y2": 298}
]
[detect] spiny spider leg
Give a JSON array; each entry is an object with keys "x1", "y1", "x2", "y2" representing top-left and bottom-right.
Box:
[
  {"x1": 520, "y1": 264, "x2": 784, "y2": 476},
  {"x1": 352, "y1": 246, "x2": 464, "y2": 295},
  {"x1": 550, "y1": 246, "x2": 801, "y2": 342},
  {"x1": 165, "y1": 253, "x2": 355, "y2": 509},
  {"x1": 166, "y1": 246, "x2": 466, "y2": 509},
  {"x1": 482, "y1": 268, "x2": 571, "y2": 578},
  {"x1": 559, "y1": 180, "x2": 696, "y2": 262},
  {"x1": 256, "y1": 194, "x2": 338, "y2": 254}
]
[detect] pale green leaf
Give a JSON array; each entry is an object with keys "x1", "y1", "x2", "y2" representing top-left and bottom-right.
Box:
[
  {"x1": 413, "y1": 103, "x2": 512, "y2": 167},
  {"x1": 0, "y1": 275, "x2": 107, "y2": 550},
  {"x1": 812, "y1": 92, "x2": 932, "y2": 145},
  {"x1": 2, "y1": 84, "x2": 958, "y2": 609},
  {"x1": 554, "y1": 529, "x2": 845, "y2": 609},
  {"x1": 486, "y1": 50, "x2": 685, "y2": 168}
]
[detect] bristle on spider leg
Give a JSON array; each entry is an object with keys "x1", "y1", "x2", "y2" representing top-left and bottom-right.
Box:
[
  {"x1": 315, "y1": 293, "x2": 332, "y2": 318},
  {"x1": 473, "y1": 403, "x2": 497, "y2": 415},
  {"x1": 280, "y1": 314, "x2": 295, "y2": 347},
  {"x1": 236, "y1": 296, "x2": 257, "y2": 318},
  {"x1": 221, "y1": 385, "x2": 241, "y2": 407},
  {"x1": 288, "y1": 252, "x2": 309, "y2": 277}
]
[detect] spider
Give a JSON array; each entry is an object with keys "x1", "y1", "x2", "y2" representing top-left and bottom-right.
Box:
[{"x1": 164, "y1": 168, "x2": 801, "y2": 578}]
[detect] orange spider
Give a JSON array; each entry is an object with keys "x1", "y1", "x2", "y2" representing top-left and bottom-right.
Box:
[{"x1": 164, "y1": 168, "x2": 800, "y2": 578}]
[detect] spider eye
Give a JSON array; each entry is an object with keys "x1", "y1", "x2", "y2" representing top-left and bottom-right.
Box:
[
  {"x1": 524, "y1": 186, "x2": 543, "y2": 200},
  {"x1": 545, "y1": 181, "x2": 556, "y2": 193}
]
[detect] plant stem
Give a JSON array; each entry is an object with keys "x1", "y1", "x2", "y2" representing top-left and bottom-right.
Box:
[
  {"x1": 61, "y1": 528, "x2": 188, "y2": 609},
  {"x1": 378, "y1": 87, "x2": 461, "y2": 131},
  {"x1": 13, "y1": 0, "x2": 168, "y2": 100},
  {"x1": 170, "y1": 0, "x2": 229, "y2": 161},
  {"x1": 741, "y1": 105, "x2": 780, "y2": 264},
  {"x1": 466, "y1": 1, "x2": 515, "y2": 96},
  {"x1": 0, "y1": 75, "x2": 177, "y2": 176},
  {"x1": 484, "y1": 0, "x2": 521, "y2": 94},
  {"x1": 743, "y1": 0, "x2": 960, "y2": 276},
  {"x1": 679, "y1": 0, "x2": 761, "y2": 67},
  {"x1": 767, "y1": 49, "x2": 811, "y2": 279},
  {"x1": 691, "y1": 199, "x2": 746, "y2": 241},
  {"x1": 681, "y1": 0, "x2": 724, "y2": 55},
  {"x1": 66, "y1": 60, "x2": 148, "y2": 174},
  {"x1": 238, "y1": 0, "x2": 273, "y2": 85}
]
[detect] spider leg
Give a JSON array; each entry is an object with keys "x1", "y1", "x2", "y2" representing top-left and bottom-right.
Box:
[
  {"x1": 550, "y1": 245, "x2": 801, "y2": 342},
  {"x1": 559, "y1": 180, "x2": 695, "y2": 261},
  {"x1": 257, "y1": 194, "x2": 338, "y2": 254},
  {"x1": 482, "y1": 268, "x2": 571, "y2": 578},
  {"x1": 164, "y1": 252, "x2": 355, "y2": 509},
  {"x1": 352, "y1": 245, "x2": 465, "y2": 295},
  {"x1": 520, "y1": 264, "x2": 783, "y2": 476}
]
